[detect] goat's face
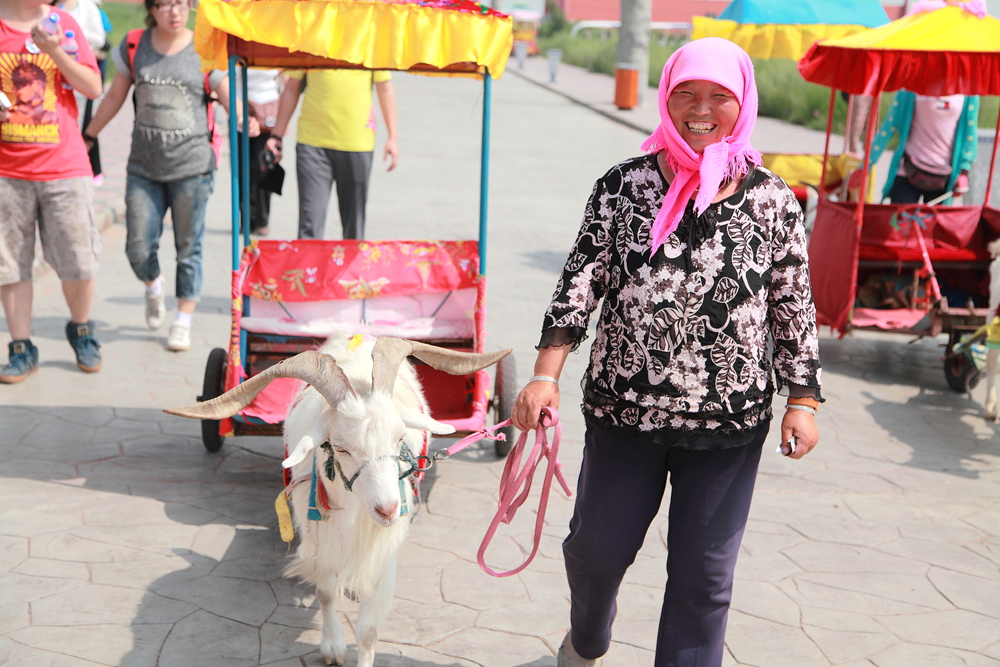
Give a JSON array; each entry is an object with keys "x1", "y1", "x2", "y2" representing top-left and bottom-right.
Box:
[{"x1": 326, "y1": 393, "x2": 412, "y2": 527}]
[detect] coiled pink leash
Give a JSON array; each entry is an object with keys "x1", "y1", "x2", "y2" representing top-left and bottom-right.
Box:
[
  {"x1": 477, "y1": 408, "x2": 572, "y2": 577},
  {"x1": 427, "y1": 408, "x2": 572, "y2": 577}
]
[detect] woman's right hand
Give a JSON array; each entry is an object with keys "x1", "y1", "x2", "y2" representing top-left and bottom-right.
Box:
[{"x1": 511, "y1": 379, "x2": 560, "y2": 432}]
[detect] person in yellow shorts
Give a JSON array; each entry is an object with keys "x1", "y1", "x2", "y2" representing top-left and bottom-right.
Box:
[{"x1": 267, "y1": 69, "x2": 398, "y2": 240}]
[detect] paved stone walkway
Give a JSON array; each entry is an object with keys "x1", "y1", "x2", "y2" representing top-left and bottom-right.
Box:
[{"x1": 2, "y1": 62, "x2": 999, "y2": 667}]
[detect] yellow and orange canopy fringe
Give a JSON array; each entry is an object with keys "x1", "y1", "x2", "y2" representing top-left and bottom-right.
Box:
[{"x1": 194, "y1": 0, "x2": 513, "y2": 78}]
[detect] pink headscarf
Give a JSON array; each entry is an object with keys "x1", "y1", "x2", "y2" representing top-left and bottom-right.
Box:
[{"x1": 642, "y1": 37, "x2": 762, "y2": 255}]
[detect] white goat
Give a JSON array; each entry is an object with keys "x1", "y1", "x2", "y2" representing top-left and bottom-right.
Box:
[
  {"x1": 983, "y1": 240, "x2": 1000, "y2": 420},
  {"x1": 166, "y1": 336, "x2": 509, "y2": 666}
]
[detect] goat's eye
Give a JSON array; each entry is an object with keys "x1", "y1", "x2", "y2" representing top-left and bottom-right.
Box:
[{"x1": 334, "y1": 447, "x2": 350, "y2": 456}]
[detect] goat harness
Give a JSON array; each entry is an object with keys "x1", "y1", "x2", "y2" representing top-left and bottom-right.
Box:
[{"x1": 275, "y1": 409, "x2": 571, "y2": 577}]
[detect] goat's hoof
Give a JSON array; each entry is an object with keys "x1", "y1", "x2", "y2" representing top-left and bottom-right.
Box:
[{"x1": 320, "y1": 640, "x2": 346, "y2": 666}]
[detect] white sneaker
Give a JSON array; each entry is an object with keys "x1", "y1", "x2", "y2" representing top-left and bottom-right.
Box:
[
  {"x1": 167, "y1": 322, "x2": 191, "y2": 351},
  {"x1": 145, "y1": 290, "x2": 166, "y2": 330}
]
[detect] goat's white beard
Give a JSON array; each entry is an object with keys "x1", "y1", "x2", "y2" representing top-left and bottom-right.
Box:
[{"x1": 338, "y1": 503, "x2": 409, "y2": 598}]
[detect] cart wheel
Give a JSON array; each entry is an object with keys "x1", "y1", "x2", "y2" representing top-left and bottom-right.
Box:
[
  {"x1": 493, "y1": 354, "x2": 517, "y2": 457},
  {"x1": 944, "y1": 353, "x2": 982, "y2": 393},
  {"x1": 199, "y1": 348, "x2": 227, "y2": 452}
]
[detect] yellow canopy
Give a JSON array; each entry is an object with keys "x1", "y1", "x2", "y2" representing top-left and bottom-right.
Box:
[
  {"x1": 194, "y1": 0, "x2": 513, "y2": 78},
  {"x1": 692, "y1": 16, "x2": 867, "y2": 61},
  {"x1": 799, "y1": 5, "x2": 1000, "y2": 95},
  {"x1": 813, "y1": 4, "x2": 1000, "y2": 51}
]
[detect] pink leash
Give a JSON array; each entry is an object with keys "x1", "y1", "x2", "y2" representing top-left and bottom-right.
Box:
[{"x1": 436, "y1": 408, "x2": 572, "y2": 577}]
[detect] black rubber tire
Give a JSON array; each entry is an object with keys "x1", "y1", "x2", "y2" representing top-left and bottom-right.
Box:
[
  {"x1": 200, "y1": 348, "x2": 228, "y2": 452},
  {"x1": 944, "y1": 353, "x2": 981, "y2": 393},
  {"x1": 493, "y1": 354, "x2": 517, "y2": 457}
]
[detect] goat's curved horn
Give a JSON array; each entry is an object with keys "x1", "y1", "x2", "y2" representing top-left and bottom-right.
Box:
[
  {"x1": 164, "y1": 351, "x2": 355, "y2": 420},
  {"x1": 371, "y1": 338, "x2": 511, "y2": 394}
]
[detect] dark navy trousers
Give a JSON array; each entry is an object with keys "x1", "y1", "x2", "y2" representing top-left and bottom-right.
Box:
[{"x1": 563, "y1": 421, "x2": 766, "y2": 666}]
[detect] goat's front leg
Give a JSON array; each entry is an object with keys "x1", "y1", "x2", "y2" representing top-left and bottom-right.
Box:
[
  {"x1": 354, "y1": 556, "x2": 397, "y2": 667},
  {"x1": 986, "y1": 348, "x2": 999, "y2": 422},
  {"x1": 317, "y1": 579, "x2": 347, "y2": 666}
]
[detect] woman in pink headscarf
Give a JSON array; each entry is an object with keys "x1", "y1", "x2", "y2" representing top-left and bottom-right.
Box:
[{"x1": 512, "y1": 38, "x2": 822, "y2": 667}]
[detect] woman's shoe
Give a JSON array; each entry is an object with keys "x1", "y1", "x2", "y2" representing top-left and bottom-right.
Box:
[
  {"x1": 167, "y1": 322, "x2": 191, "y2": 351},
  {"x1": 557, "y1": 631, "x2": 600, "y2": 667}
]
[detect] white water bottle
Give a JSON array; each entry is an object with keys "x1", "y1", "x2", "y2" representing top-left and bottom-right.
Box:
[{"x1": 41, "y1": 12, "x2": 60, "y2": 35}]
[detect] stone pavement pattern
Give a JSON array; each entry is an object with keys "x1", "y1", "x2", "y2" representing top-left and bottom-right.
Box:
[{"x1": 2, "y1": 66, "x2": 1000, "y2": 667}]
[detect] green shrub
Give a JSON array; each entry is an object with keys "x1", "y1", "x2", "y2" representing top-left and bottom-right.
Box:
[
  {"x1": 980, "y1": 96, "x2": 999, "y2": 129},
  {"x1": 753, "y1": 58, "x2": 849, "y2": 132}
]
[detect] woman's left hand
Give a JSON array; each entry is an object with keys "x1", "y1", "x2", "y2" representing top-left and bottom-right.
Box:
[{"x1": 780, "y1": 408, "x2": 818, "y2": 459}]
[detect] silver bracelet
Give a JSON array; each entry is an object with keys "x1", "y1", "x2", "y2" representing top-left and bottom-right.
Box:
[
  {"x1": 528, "y1": 375, "x2": 559, "y2": 384},
  {"x1": 786, "y1": 404, "x2": 816, "y2": 416}
]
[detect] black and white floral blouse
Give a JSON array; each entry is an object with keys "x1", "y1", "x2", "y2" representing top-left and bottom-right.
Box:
[{"x1": 541, "y1": 154, "x2": 822, "y2": 448}]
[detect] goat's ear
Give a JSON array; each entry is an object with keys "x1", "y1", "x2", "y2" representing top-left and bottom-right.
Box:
[
  {"x1": 399, "y1": 407, "x2": 456, "y2": 435},
  {"x1": 282, "y1": 423, "x2": 327, "y2": 469}
]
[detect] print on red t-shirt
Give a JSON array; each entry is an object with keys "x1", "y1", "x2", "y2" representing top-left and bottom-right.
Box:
[
  {"x1": 1, "y1": 52, "x2": 61, "y2": 143},
  {"x1": 0, "y1": 8, "x2": 99, "y2": 181}
]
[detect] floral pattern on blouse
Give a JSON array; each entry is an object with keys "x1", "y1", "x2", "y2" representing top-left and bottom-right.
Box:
[{"x1": 543, "y1": 154, "x2": 822, "y2": 435}]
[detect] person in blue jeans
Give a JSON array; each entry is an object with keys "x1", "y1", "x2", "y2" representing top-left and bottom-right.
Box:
[{"x1": 82, "y1": 0, "x2": 256, "y2": 351}]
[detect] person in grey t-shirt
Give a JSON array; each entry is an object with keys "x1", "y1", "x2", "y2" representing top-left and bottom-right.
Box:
[{"x1": 84, "y1": 0, "x2": 258, "y2": 352}]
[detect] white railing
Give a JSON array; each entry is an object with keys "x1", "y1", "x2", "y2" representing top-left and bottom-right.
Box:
[{"x1": 569, "y1": 20, "x2": 693, "y2": 38}]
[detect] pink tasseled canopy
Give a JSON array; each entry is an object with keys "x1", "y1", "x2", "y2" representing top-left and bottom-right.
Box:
[{"x1": 642, "y1": 37, "x2": 762, "y2": 255}]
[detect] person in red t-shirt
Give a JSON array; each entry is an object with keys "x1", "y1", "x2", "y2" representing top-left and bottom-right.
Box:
[{"x1": 0, "y1": 0, "x2": 103, "y2": 383}]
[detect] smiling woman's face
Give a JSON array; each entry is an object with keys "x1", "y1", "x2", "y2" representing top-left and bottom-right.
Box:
[{"x1": 667, "y1": 79, "x2": 741, "y2": 154}]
